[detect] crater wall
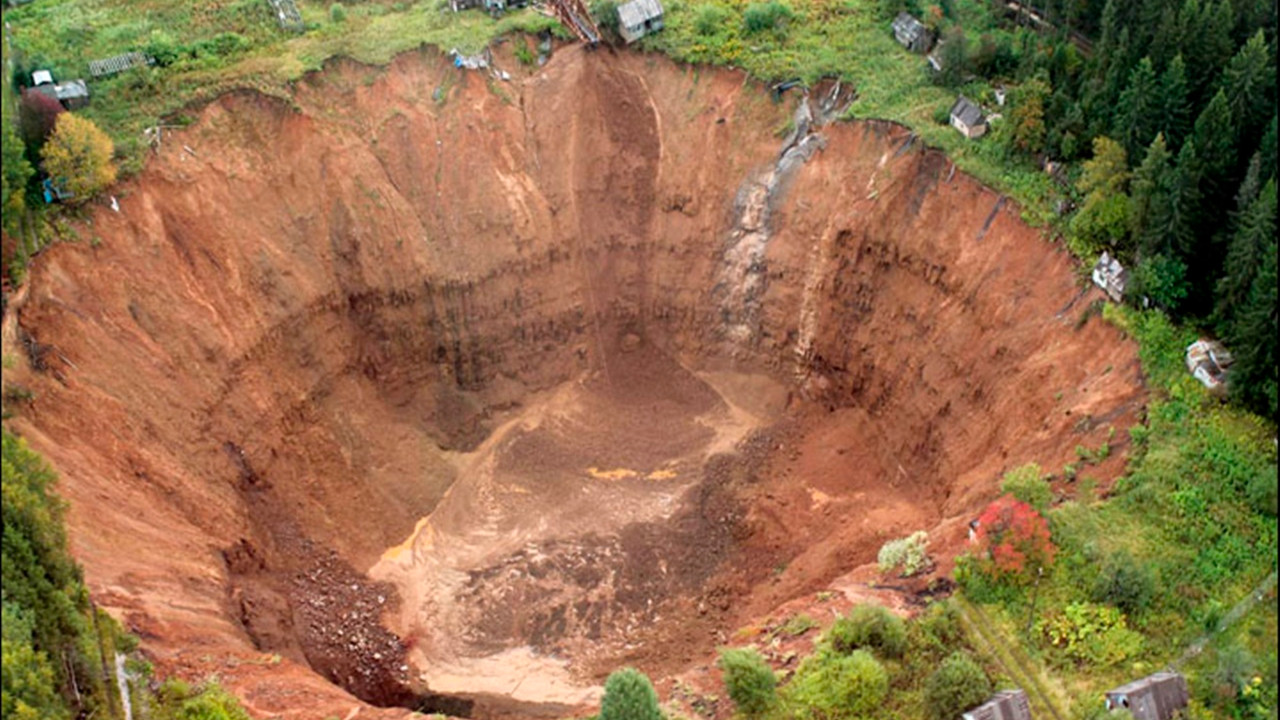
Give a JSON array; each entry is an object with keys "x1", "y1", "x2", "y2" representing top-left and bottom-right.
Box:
[{"x1": 5, "y1": 46, "x2": 1143, "y2": 718}]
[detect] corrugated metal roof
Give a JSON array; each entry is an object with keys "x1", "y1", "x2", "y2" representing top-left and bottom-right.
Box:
[
  {"x1": 950, "y1": 95, "x2": 985, "y2": 126},
  {"x1": 1106, "y1": 673, "x2": 1189, "y2": 720},
  {"x1": 964, "y1": 689, "x2": 1033, "y2": 720},
  {"x1": 618, "y1": 0, "x2": 662, "y2": 27},
  {"x1": 893, "y1": 12, "x2": 926, "y2": 39}
]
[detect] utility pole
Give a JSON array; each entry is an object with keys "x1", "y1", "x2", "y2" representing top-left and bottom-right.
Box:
[{"x1": 1024, "y1": 565, "x2": 1044, "y2": 639}]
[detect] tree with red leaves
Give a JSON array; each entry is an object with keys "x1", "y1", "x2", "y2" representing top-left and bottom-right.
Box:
[
  {"x1": 974, "y1": 495, "x2": 1056, "y2": 581},
  {"x1": 19, "y1": 89, "x2": 64, "y2": 149}
]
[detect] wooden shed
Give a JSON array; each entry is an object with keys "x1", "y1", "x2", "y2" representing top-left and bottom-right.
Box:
[
  {"x1": 949, "y1": 95, "x2": 987, "y2": 139},
  {"x1": 964, "y1": 690, "x2": 1033, "y2": 720},
  {"x1": 617, "y1": 0, "x2": 664, "y2": 43},
  {"x1": 1105, "y1": 672, "x2": 1189, "y2": 720},
  {"x1": 1091, "y1": 251, "x2": 1128, "y2": 302},
  {"x1": 892, "y1": 12, "x2": 933, "y2": 53}
]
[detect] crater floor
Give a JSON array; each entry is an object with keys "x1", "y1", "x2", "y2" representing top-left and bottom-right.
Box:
[{"x1": 5, "y1": 45, "x2": 1144, "y2": 719}]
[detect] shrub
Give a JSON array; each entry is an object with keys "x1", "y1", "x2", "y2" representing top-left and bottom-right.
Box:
[
  {"x1": 788, "y1": 649, "x2": 888, "y2": 719},
  {"x1": 694, "y1": 4, "x2": 731, "y2": 35},
  {"x1": 718, "y1": 647, "x2": 777, "y2": 717},
  {"x1": 600, "y1": 668, "x2": 661, "y2": 720},
  {"x1": 193, "y1": 32, "x2": 251, "y2": 59},
  {"x1": 144, "y1": 30, "x2": 182, "y2": 67},
  {"x1": 1036, "y1": 601, "x2": 1143, "y2": 667},
  {"x1": 1000, "y1": 463, "x2": 1051, "y2": 513},
  {"x1": 2, "y1": 114, "x2": 33, "y2": 235},
  {"x1": 513, "y1": 42, "x2": 536, "y2": 67},
  {"x1": 1247, "y1": 470, "x2": 1277, "y2": 515},
  {"x1": 743, "y1": 1, "x2": 793, "y2": 33},
  {"x1": 1090, "y1": 551, "x2": 1156, "y2": 615},
  {"x1": 924, "y1": 652, "x2": 991, "y2": 720},
  {"x1": 40, "y1": 113, "x2": 117, "y2": 202},
  {"x1": 826, "y1": 604, "x2": 908, "y2": 658},
  {"x1": 19, "y1": 88, "x2": 64, "y2": 148},
  {"x1": 878, "y1": 530, "x2": 930, "y2": 576},
  {"x1": 330, "y1": 3, "x2": 347, "y2": 22},
  {"x1": 974, "y1": 496, "x2": 1056, "y2": 581},
  {"x1": 908, "y1": 601, "x2": 966, "y2": 664}
]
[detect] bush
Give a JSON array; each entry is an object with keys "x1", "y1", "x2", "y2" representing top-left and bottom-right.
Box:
[
  {"x1": 694, "y1": 4, "x2": 731, "y2": 35},
  {"x1": 788, "y1": 649, "x2": 888, "y2": 719},
  {"x1": 826, "y1": 604, "x2": 908, "y2": 658},
  {"x1": 924, "y1": 652, "x2": 991, "y2": 720},
  {"x1": 1037, "y1": 602, "x2": 1143, "y2": 667},
  {"x1": 600, "y1": 668, "x2": 661, "y2": 720},
  {"x1": 1090, "y1": 551, "x2": 1156, "y2": 615},
  {"x1": 908, "y1": 601, "x2": 967, "y2": 664},
  {"x1": 40, "y1": 113, "x2": 117, "y2": 202},
  {"x1": 718, "y1": 647, "x2": 777, "y2": 717},
  {"x1": 330, "y1": 3, "x2": 347, "y2": 22},
  {"x1": 1247, "y1": 470, "x2": 1277, "y2": 515},
  {"x1": 1000, "y1": 464, "x2": 1051, "y2": 513},
  {"x1": 19, "y1": 89, "x2": 64, "y2": 148},
  {"x1": 144, "y1": 30, "x2": 182, "y2": 67},
  {"x1": 192, "y1": 32, "x2": 251, "y2": 59},
  {"x1": 973, "y1": 496, "x2": 1056, "y2": 581},
  {"x1": 743, "y1": 1, "x2": 793, "y2": 33},
  {"x1": 878, "y1": 530, "x2": 930, "y2": 576}
]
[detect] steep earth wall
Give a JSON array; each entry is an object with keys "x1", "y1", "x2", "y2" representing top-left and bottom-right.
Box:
[{"x1": 4, "y1": 45, "x2": 1143, "y2": 719}]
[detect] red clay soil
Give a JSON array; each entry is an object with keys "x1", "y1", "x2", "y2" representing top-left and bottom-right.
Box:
[{"x1": 2, "y1": 43, "x2": 1143, "y2": 719}]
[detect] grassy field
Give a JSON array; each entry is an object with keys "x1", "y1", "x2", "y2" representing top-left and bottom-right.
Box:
[
  {"x1": 4, "y1": 0, "x2": 562, "y2": 172},
  {"x1": 4, "y1": 0, "x2": 1058, "y2": 219}
]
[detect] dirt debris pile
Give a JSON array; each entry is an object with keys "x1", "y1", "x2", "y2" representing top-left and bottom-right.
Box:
[{"x1": 4, "y1": 46, "x2": 1143, "y2": 719}]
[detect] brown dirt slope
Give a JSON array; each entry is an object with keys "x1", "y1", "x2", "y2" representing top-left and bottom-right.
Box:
[{"x1": 3, "y1": 45, "x2": 1142, "y2": 719}]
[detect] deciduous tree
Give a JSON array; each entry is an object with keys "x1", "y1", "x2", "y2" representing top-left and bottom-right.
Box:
[
  {"x1": 39, "y1": 114, "x2": 117, "y2": 202},
  {"x1": 975, "y1": 496, "x2": 1056, "y2": 578}
]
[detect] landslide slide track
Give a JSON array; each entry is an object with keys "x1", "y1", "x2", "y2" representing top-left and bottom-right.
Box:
[{"x1": 5, "y1": 46, "x2": 1144, "y2": 719}]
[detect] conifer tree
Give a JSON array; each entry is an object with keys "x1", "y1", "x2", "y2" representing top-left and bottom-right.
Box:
[
  {"x1": 1130, "y1": 134, "x2": 1173, "y2": 255},
  {"x1": 599, "y1": 668, "x2": 661, "y2": 720},
  {"x1": 1259, "y1": 115, "x2": 1277, "y2": 183},
  {"x1": 1145, "y1": 4, "x2": 1181, "y2": 70},
  {"x1": 1217, "y1": 177, "x2": 1275, "y2": 326},
  {"x1": 1219, "y1": 30, "x2": 1275, "y2": 145},
  {"x1": 1221, "y1": 179, "x2": 1277, "y2": 419},
  {"x1": 1114, "y1": 57, "x2": 1160, "y2": 164},
  {"x1": 1158, "y1": 54, "x2": 1191, "y2": 150},
  {"x1": 1190, "y1": 89, "x2": 1237, "y2": 203}
]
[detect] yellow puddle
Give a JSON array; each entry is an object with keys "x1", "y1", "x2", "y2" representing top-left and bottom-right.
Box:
[
  {"x1": 380, "y1": 516, "x2": 434, "y2": 563},
  {"x1": 586, "y1": 467, "x2": 679, "y2": 481}
]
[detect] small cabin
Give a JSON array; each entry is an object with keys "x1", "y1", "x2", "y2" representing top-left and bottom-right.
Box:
[
  {"x1": 964, "y1": 689, "x2": 1033, "y2": 720},
  {"x1": 1091, "y1": 251, "x2": 1128, "y2": 302},
  {"x1": 1105, "y1": 672, "x2": 1188, "y2": 720},
  {"x1": 30, "y1": 71, "x2": 90, "y2": 110},
  {"x1": 617, "y1": 0, "x2": 664, "y2": 43},
  {"x1": 950, "y1": 95, "x2": 987, "y2": 139},
  {"x1": 1185, "y1": 340, "x2": 1233, "y2": 394},
  {"x1": 892, "y1": 12, "x2": 934, "y2": 53}
]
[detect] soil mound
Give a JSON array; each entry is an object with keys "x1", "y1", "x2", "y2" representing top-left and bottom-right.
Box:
[{"x1": 4, "y1": 46, "x2": 1142, "y2": 718}]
